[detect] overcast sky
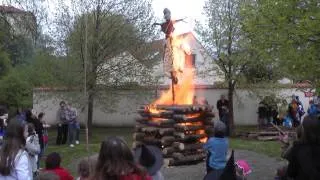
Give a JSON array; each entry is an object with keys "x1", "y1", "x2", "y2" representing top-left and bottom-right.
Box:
[
  {"x1": 152, "y1": 0, "x2": 206, "y2": 34},
  {"x1": 1, "y1": 0, "x2": 206, "y2": 35}
]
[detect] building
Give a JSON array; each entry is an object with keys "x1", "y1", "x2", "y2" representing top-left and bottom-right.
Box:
[{"x1": 0, "y1": 5, "x2": 37, "y2": 41}]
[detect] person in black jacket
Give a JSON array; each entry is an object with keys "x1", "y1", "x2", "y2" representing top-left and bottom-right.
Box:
[{"x1": 285, "y1": 115, "x2": 320, "y2": 180}]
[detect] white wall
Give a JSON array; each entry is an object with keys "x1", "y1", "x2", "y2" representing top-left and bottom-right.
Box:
[{"x1": 33, "y1": 88, "x2": 312, "y2": 127}]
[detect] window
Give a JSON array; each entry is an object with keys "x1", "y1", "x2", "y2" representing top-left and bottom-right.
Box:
[{"x1": 185, "y1": 53, "x2": 196, "y2": 68}]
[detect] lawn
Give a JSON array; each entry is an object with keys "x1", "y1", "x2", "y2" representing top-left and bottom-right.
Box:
[{"x1": 42, "y1": 127, "x2": 282, "y2": 176}]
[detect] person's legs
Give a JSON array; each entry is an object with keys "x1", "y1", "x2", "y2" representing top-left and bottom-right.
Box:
[
  {"x1": 62, "y1": 124, "x2": 68, "y2": 144},
  {"x1": 75, "y1": 127, "x2": 80, "y2": 144},
  {"x1": 68, "y1": 124, "x2": 76, "y2": 146},
  {"x1": 56, "y1": 125, "x2": 62, "y2": 145}
]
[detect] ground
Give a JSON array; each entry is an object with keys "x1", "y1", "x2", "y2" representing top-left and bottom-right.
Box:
[
  {"x1": 43, "y1": 127, "x2": 285, "y2": 179},
  {"x1": 161, "y1": 150, "x2": 286, "y2": 180}
]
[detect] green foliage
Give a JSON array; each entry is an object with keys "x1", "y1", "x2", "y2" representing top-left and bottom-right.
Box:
[
  {"x1": 242, "y1": 0, "x2": 320, "y2": 82},
  {"x1": 0, "y1": 70, "x2": 32, "y2": 107},
  {"x1": 0, "y1": 51, "x2": 12, "y2": 77}
]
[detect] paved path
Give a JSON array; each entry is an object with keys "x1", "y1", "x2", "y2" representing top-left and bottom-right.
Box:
[
  {"x1": 161, "y1": 149, "x2": 286, "y2": 180},
  {"x1": 71, "y1": 149, "x2": 286, "y2": 180}
]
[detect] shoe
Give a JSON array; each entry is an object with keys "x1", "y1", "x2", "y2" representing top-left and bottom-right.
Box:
[
  {"x1": 75, "y1": 141, "x2": 79, "y2": 145},
  {"x1": 70, "y1": 144, "x2": 74, "y2": 148}
]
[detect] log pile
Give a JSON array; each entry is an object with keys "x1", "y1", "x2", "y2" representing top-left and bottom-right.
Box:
[{"x1": 133, "y1": 104, "x2": 214, "y2": 166}]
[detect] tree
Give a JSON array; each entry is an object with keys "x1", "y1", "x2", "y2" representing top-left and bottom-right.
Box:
[
  {"x1": 56, "y1": 0, "x2": 157, "y2": 136},
  {"x1": 196, "y1": 0, "x2": 255, "y2": 134},
  {"x1": 242, "y1": 0, "x2": 320, "y2": 85}
]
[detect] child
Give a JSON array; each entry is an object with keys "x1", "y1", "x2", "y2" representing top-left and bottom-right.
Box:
[
  {"x1": 204, "y1": 120, "x2": 229, "y2": 175},
  {"x1": 25, "y1": 123, "x2": 41, "y2": 176},
  {"x1": 38, "y1": 112, "x2": 49, "y2": 151},
  {"x1": 77, "y1": 158, "x2": 95, "y2": 180},
  {"x1": 43, "y1": 152, "x2": 73, "y2": 180}
]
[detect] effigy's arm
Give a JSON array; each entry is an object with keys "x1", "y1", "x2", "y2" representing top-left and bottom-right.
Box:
[
  {"x1": 152, "y1": 22, "x2": 162, "y2": 26},
  {"x1": 173, "y1": 18, "x2": 187, "y2": 24}
]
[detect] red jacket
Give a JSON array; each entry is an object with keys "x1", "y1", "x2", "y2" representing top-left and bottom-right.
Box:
[
  {"x1": 44, "y1": 167, "x2": 73, "y2": 180},
  {"x1": 120, "y1": 173, "x2": 152, "y2": 180}
]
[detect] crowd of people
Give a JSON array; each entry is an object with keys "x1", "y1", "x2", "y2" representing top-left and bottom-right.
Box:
[
  {"x1": 56, "y1": 101, "x2": 80, "y2": 148},
  {"x1": 258, "y1": 95, "x2": 320, "y2": 128},
  {"x1": 0, "y1": 94, "x2": 318, "y2": 179}
]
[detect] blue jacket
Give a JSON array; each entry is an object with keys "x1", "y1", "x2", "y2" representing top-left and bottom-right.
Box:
[
  {"x1": 204, "y1": 137, "x2": 229, "y2": 170},
  {"x1": 308, "y1": 104, "x2": 320, "y2": 116}
]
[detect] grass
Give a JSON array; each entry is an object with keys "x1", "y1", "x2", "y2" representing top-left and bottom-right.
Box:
[{"x1": 42, "y1": 127, "x2": 282, "y2": 176}]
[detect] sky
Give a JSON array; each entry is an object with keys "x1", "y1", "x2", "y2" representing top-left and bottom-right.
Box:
[
  {"x1": 152, "y1": 0, "x2": 206, "y2": 34},
  {"x1": 0, "y1": 0, "x2": 206, "y2": 35}
]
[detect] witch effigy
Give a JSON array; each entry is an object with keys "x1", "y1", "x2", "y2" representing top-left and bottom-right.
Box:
[{"x1": 153, "y1": 8, "x2": 185, "y2": 85}]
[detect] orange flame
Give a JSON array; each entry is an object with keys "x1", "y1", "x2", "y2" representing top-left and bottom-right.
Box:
[
  {"x1": 153, "y1": 33, "x2": 195, "y2": 105},
  {"x1": 199, "y1": 137, "x2": 208, "y2": 143}
]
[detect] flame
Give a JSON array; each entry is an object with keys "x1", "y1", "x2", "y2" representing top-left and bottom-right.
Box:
[
  {"x1": 178, "y1": 122, "x2": 202, "y2": 126},
  {"x1": 199, "y1": 137, "x2": 208, "y2": 143},
  {"x1": 153, "y1": 33, "x2": 195, "y2": 105},
  {"x1": 196, "y1": 129, "x2": 205, "y2": 135},
  {"x1": 186, "y1": 113, "x2": 201, "y2": 118}
]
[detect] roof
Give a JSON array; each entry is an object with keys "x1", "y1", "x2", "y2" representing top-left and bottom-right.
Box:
[{"x1": 0, "y1": 6, "x2": 26, "y2": 14}]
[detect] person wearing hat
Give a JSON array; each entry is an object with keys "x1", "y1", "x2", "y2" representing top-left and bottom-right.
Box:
[
  {"x1": 204, "y1": 120, "x2": 229, "y2": 175},
  {"x1": 134, "y1": 144, "x2": 164, "y2": 180}
]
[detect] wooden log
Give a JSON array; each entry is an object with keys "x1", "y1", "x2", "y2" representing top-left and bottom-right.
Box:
[
  {"x1": 177, "y1": 143, "x2": 204, "y2": 151},
  {"x1": 164, "y1": 158, "x2": 174, "y2": 167},
  {"x1": 134, "y1": 124, "x2": 145, "y2": 132},
  {"x1": 204, "y1": 112, "x2": 215, "y2": 118},
  {"x1": 166, "y1": 153, "x2": 206, "y2": 166},
  {"x1": 159, "y1": 128, "x2": 175, "y2": 136},
  {"x1": 175, "y1": 124, "x2": 203, "y2": 132},
  {"x1": 174, "y1": 133, "x2": 206, "y2": 143},
  {"x1": 142, "y1": 137, "x2": 162, "y2": 146},
  {"x1": 172, "y1": 152, "x2": 184, "y2": 160},
  {"x1": 141, "y1": 127, "x2": 159, "y2": 134},
  {"x1": 257, "y1": 136, "x2": 279, "y2": 141},
  {"x1": 162, "y1": 147, "x2": 176, "y2": 155},
  {"x1": 133, "y1": 133, "x2": 145, "y2": 141},
  {"x1": 161, "y1": 136, "x2": 176, "y2": 146},
  {"x1": 136, "y1": 118, "x2": 175, "y2": 128}
]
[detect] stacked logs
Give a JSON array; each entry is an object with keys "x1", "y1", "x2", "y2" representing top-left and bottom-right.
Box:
[{"x1": 133, "y1": 104, "x2": 214, "y2": 166}]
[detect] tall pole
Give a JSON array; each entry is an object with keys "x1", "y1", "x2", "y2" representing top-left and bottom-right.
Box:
[{"x1": 83, "y1": 1, "x2": 89, "y2": 153}]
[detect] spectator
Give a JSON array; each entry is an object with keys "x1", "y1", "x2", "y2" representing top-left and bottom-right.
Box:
[
  {"x1": 307, "y1": 100, "x2": 320, "y2": 117},
  {"x1": 134, "y1": 144, "x2": 164, "y2": 180},
  {"x1": 288, "y1": 96, "x2": 299, "y2": 127},
  {"x1": 26, "y1": 123, "x2": 41, "y2": 177},
  {"x1": 204, "y1": 120, "x2": 229, "y2": 176},
  {"x1": 66, "y1": 103, "x2": 78, "y2": 147},
  {"x1": 285, "y1": 115, "x2": 320, "y2": 180},
  {"x1": 16, "y1": 108, "x2": 26, "y2": 125},
  {"x1": 0, "y1": 119, "x2": 32, "y2": 179},
  {"x1": 36, "y1": 171, "x2": 59, "y2": 180},
  {"x1": 77, "y1": 158, "x2": 95, "y2": 180},
  {"x1": 43, "y1": 152, "x2": 73, "y2": 180},
  {"x1": 93, "y1": 136, "x2": 152, "y2": 180},
  {"x1": 56, "y1": 101, "x2": 68, "y2": 145},
  {"x1": 217, "y1": 95, "x2": 229, "y2": 120},
  {"x1": 39, "y1": 112, "x2": 49, "y2": 153}
]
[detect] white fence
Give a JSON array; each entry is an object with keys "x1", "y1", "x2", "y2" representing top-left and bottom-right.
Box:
[{"x1": 33, "y1": 88, "x2": 313, "y2": 127}]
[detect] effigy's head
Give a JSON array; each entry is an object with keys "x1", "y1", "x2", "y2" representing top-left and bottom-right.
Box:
[{"x1": 163, "y1": 8, "x2": 171, "y2": 21}]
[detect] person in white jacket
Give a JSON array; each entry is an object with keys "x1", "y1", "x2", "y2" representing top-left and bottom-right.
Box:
[
  {"x1": 26, "y1": 123, "x2": 41, "y2": 176},
  {"x1": 0, "y1": 119, "x2": 32, "y2": 180}
]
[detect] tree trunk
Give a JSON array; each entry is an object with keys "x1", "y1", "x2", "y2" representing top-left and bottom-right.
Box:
[
  {"x1": 87, "y1": 91, "x2": 94, "y2": 137},
  {"x1": 228, "y1": 80, "x2": 235, "y2": 136}
]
